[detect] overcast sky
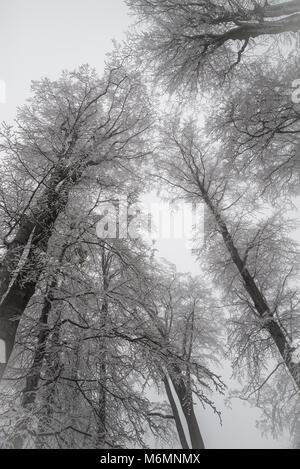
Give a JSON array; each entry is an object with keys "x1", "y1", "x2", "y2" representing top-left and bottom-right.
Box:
[{"x1": 0, "y1": 0, "x2": 290, "y2": 449}]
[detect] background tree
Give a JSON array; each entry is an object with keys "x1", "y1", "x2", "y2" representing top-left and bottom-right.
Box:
[
  {"x1": 208, "y1": 51, "x2": 300, "y2": 199},
  {"x1": 126, "y1": 0, "x2": 300, "y2": 91},
  {"x1": 0, "y1": 176, "x2": 224, "y2": 448},
  {"x1": 153, "y1": 116, "x2": 300, "y2": 440},
  {"x1": 122, "y1": 261, "x2": 225, "y2": 448}
]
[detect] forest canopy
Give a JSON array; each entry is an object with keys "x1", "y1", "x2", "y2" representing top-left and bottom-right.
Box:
[{"x1": 0, "y1": 0, "x2": 300, "y2": 450}]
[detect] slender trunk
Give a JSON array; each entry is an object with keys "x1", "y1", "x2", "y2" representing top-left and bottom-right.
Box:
[
  {"x1": 97, "y1": 246, "x2": 109, "y2": 448},
  {"x1": 169, "y1": 365, "x2": 205, "y2": 449},
  {"x1": 264, "y1": 1, "x2": 300, "y2": 18},
  {"x1": 164, "y1": 364, "x2": 205, "y2": 449},
  {"x1": 97, "y1": 303, "x2": 107, "y2": 448},
  {"x1": 164, "y1": 376, "x2": 189, "y2": 449},
  {"x1": 201, "y1": 186, "x2": 300, "y2": 390},
  {"x1": 147, "y1": 289, "x2": 205, "y2": 448}
]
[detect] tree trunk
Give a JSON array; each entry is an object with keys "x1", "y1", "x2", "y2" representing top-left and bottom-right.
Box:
[
  {"x1": 96, "y1": 306, "x2": 107, "y2": 449},
  {"x1": 164, "y1": 376, "x2": 190, "y2": 449},
  {"x1": 97, "y1": 246, "x2": 110, "y2": 448},
  {"x1": 13, "y1": 280, "x2": 55, "y2": 448},
  {"x1": 36, "y1": 318, "x2": 62, "y2": 449},
  {"x1": 164, "y1": 365, "x2": 205, "y2": 449},
  {"x1": 201, "y1": 186, "x2": 300, "y2": 390},
  {"x1": 264, "y1": 0, "x2": 300, "y2": 18},
  {"x1": 0, "y1": 161, "x2": 81, "y2": 382},
  {"x1": 210, "y1": 9, "x2": 300, "y2": 49}
]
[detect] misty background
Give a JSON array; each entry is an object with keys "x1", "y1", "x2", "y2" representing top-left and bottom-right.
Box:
[{"x1": 0, "y1": 0, "x2": 291, "y2": 448}]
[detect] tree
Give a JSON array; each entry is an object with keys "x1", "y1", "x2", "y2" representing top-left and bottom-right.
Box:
[
  {"x1": 0, "y1": 62, "x2": 224, "y2": 447},
  {"x1": 0, "y1": 232, "x2": 172, "y2": 448},
  {"x1": 154, "y1": 116, "x2": 300, "y2": 419},
  {"x1": 126, "y1": 0, "x2": 300, "y2": 90},
  {"x1": 125, "y1": 0, "x2": 300, "y2": 446},
  {"x1": 0, "y1": 59, "x2": 152, "y2": 382},
  {"x1": 125, "y1": 262, "x2": 224, "y2": 448},
  {"x1": 236, "y1": 360, "x2": 300, "y2": 447},
  {"x1": 0, "y1": 181, "x2": 224, "y2": 448}
]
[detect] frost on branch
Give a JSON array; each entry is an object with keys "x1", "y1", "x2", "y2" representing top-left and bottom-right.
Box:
[{"x1": 291, "y1": 339, "x2": 300, "y2": 365}]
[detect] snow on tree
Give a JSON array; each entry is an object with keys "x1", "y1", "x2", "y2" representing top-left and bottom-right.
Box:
[
  {"x1": 153, "y1": 115, "x2": 300, "y2": 437},
  {"x1": 0, "y1": 58, "x2": 152, "y2": 382},
  {"x1": 126, "y1": 0, "x2": 300, "y2": 91},
  {"x1": 208, "y1": 51, "x2": 300, "y2": 199}
]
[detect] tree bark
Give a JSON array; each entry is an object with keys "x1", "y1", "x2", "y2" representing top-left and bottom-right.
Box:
[
  {"x1": 97, "y1": 300, "x2": 108, "y2": 449},
  {"x1": 0, "y1": 161, "x2": 81, "y2": 382},
  {"x1": 264, "y1": 0, "x2": 300, "y2": 18},
  {"x1": 164, "y1": 364, "x2": 205, "y2": 449},
  {"x1": 216, "y1": 13, "x2": 300, "y2": 45},
  {"x1": 200, "y1": 185, "x2": 300, "y2": 390},
  {"x1": 164, "y1": 376, "x2": 190, "y2": 449}
]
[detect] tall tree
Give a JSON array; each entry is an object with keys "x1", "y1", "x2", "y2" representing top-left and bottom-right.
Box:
[
  {"x1": 0, "y1": 60, "x2": 152, "y2": 381},
  {"x1": 126, "y1": 0, "x2": 300, "y2": 90},
  {"x1": 154, "y1": 117, "x2": 300, "y2": 408}
]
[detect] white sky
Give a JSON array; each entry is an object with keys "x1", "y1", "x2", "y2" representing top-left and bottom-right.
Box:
[{"x1": 0, "y1": 0, "x2": 290, "y2": 449}]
